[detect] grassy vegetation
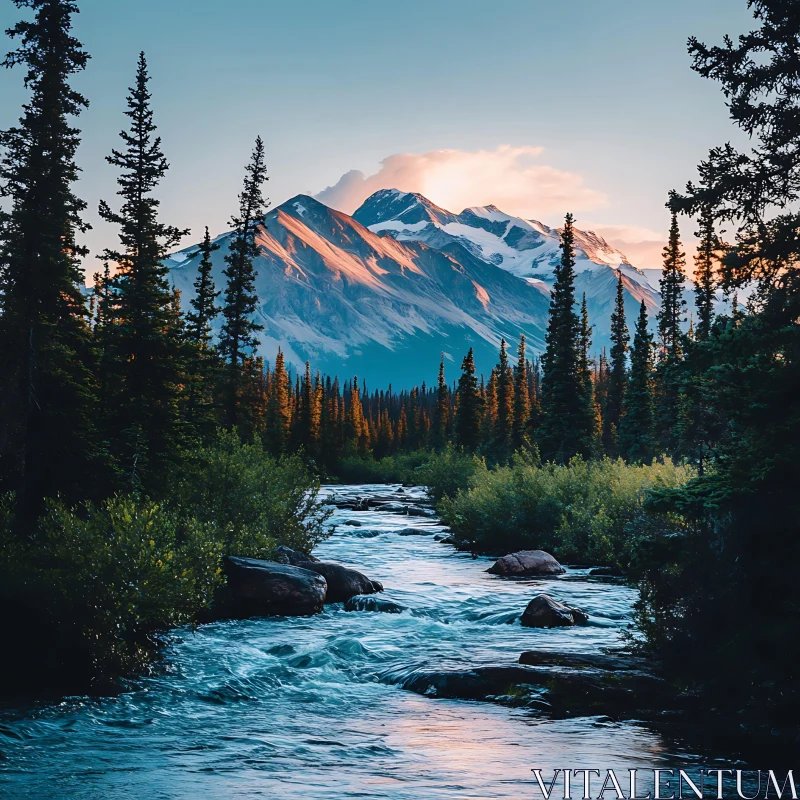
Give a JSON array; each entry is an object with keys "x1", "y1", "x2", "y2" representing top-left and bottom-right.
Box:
[
  {"x1": 335, "y1": 446, "x2": 484, "y2": 503},
  {"x1": 438, "y1": 456, "x2": 692, "y2": 568}
]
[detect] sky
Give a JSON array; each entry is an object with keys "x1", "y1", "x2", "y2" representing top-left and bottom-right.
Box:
[{"x1": 0, "y1": 0, "x2": 754, "y2": 277}]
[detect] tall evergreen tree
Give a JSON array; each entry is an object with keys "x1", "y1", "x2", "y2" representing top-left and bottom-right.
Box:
[
  {"x1": 432, "y1": 358, "x2": 450, "y2": 450},
  {"x1": 657, "y1": 208, "x2": 687, "y2": 360},
  {"x1": 264, "y1": 348, "x2": 289, "y2": 455},
  {"x1": 606, "y1": 274, "x2": 630, "y2": 452},
  {"x1": 512, "y1": 335, "x2": 531, "y2": 452},
  {"x1": 539, "y1": 214, "x2": 595, "y2": 463},
  {"x1": 0, "y1": 0, "x2": 100, "y2": 512},
  {"x1": 97, "y1": 52, "x2": 188, "y2": 489},
  {"x1": 183, "y1": 226, "x2": 221, "y2": 435},
  {"x1": 454, "y1": 347, "x2": 483, "y2": 451},
  {"x1": 293, "y1": 360, "x2": 321, "y2": 456},
  {"x1": 655, "y1": 207, "x2": 687, "y2": 452},
  {"x1": 693, "y1": 204, "x2": 720, "y2": 341},
  {"x1": 618, "y1": 300, "x2": 655, "y2": 462},
  {"x1": 186, "y1": 226, "x2": 220, "y2": 349},
  {"x1": 219, "y1": 136, "x2": 268, "y2": 431},
  {"x1": 492, "y1": 339, "x2": 514, "y2": 459}
]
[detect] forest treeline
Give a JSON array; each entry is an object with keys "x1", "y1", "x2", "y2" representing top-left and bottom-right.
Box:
[{"x1": 0, "y1": 0, "x2": 798, "y2": 736}]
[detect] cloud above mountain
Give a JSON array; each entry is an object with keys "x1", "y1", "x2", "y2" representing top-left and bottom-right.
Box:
[
  {"x1": 587, "y1": 223, "x2": 697, "y2": 273},
  {"x1": 315, "y1": 145, "x2": 607, "y2": 218}
]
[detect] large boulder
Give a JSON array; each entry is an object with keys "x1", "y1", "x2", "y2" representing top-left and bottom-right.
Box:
[
  {"x1": 303, "y1": 561, "x2": 384, "y2": 604},
  {"x1": 222, "y1": 556, "x2": 327, "y2": 617},
  {"x1": 487, "y1": 549, "x2": 565, "y2": 577},
  {"x1": 520, "y1": 594, "x2": 589, "y2": 628}
]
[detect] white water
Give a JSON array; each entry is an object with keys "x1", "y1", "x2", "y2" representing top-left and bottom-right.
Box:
[{"x1": 0, "y1": 484, "x2": 724, "y2": 799}]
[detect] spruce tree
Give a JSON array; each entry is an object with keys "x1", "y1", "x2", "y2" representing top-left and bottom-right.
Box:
[
  {"x1": 0, "y1": 0, "x2": 100, "y2": 512},
  {"x1": 454, "y1": 347, "x2": 483, "y2": 451},
  {"x1": 578, "y1": 294, "x2": 593, "y2": 397},
  {"x1": 97, "y1": 52, "x2": 188, "y2": 489},
  {"x1": 432, "y1": 358, "x2": 450, "y2": 450},
  {"x1": 512, "y1": 335, "x2": 531, "y2": 452},
  {"x1": 539, "y1": 214, "x2": 594, "y2": 463},
  {"x1": 481, "y1": 368, "x2": 498, "y2": 450},
  {"x1": 219, "y1": 136, "x2": 268, "y2": 430},
  {"x1": 186, "y1": 226, "x2": 220, "y2": 349},
  {"x1": 492, "y1": 339, "x2": 514, "y2": 460},
  {"x1": 693, "y1": 205, "x2": 719, "y2": 341},
  {"x1": 657, "y1": 208, "x2": 687, "y2": 360},
  {"x1": 618, "y1": 301, "x2": 655, "y2": 462},
  {"x1": 606, "y1": 274, "x2": 630, "y2": 453},
  {"x1": 655, "y1": 207, "x2": 687, "y2": 452},
  {"x1": 183, "y1": 226, "x2": 221, "y2": 434},
  {"x1": 264, "y1": 348, "x2": 289, "y2": 455},
  {"x1": 293, "y1": 360, "x2": 321, "y2": 456}
]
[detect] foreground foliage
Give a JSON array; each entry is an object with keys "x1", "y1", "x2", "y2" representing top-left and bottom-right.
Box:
[{"x1": 0, "y1": 434, "x2": 330, "y2": 690}]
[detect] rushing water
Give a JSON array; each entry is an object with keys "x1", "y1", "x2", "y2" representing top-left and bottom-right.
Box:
[{"x1": 0, "y1": 484, "x2": 738, "y2": 799}]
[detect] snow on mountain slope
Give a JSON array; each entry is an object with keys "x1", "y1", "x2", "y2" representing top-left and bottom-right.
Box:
[
  {"x1": 348, "y1": 189, "x2": 666, "y2": 365},
  {"x1": 166, "y1": 195, "x2": 552, "y2": 386},
  {"x1": 356, "y1": 188, "x2": 656, "y2": 283}
]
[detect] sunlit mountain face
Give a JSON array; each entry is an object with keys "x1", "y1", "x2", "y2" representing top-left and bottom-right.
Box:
[{"x1": 166, "y1": 190, "x2": 663, "y2": 385}]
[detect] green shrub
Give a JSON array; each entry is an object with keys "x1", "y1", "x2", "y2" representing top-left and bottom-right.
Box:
[
  {"x1": 177, "y1": 430, "x2": 332, "y2": 558},
  {"x1": 336, "y1": 450, "x2": 435, "y2": 485},
  {"x1": 1, "y1": 494, "x2": 223, "y2": 683},
  {"x1": 336, "y1": 447, "x2": 484, "y2": 503},
  {"x1": 439, "y1": 456, "x2": 692, "y2": 568},
  {"x1": 0, "y1": 432, "x2": 333, "y2": 689},
  {"x1": 415, "y1": 446, "x2": 485, "y2": 503}
]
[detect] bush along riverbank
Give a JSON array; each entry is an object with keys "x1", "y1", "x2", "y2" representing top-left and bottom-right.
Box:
[
  {"x1": 0, "y1": 432, "x2": 333, "y2": 694},
  {"x1": 434, "y1": 454, "x2": 692, "y2": 571}
]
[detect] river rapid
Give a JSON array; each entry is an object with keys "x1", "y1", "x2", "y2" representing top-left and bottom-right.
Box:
[{"x1": 0, "y1": 484, "x2": 738, "y2": 799}]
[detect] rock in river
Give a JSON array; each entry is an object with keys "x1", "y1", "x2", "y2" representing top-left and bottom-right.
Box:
[
  {"x1": 344, "y1": 596, "x2": 405, "y2": 613},
  {"x1": 393, "y1": 663, "x2": 671, "y2": 717},
  {"x1": 303, "y1": 561, "x2": 384, "y2": 604},
  {"x1": 222, "y1": 556, "x2": 327, "y2": 617},
  {"x1": 520, "y1": 594, "x2": 589, "y2": 628},
  {"x1": 487, "y1": 549, "x2": 565, "y2": 577}
]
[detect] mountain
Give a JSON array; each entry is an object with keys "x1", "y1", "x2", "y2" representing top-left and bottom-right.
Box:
[
  {"x1": 353, "y1": 189, "x2": 662, "y2": 350},
  {"x1": 166, "y1": 195, "x2": 552, "y2": 386},
  {"x1": 165, "y1": 190, "x2": 668, "y2": 385}
]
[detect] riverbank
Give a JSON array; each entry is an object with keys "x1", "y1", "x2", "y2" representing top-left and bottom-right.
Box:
[{"x1": 0, "y1": 483, "x2": 773, "y2": 799}]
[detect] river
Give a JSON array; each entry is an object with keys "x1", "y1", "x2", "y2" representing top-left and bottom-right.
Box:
[{"x1": 0, "y1": 484, "x2": 738, "y2": 799}]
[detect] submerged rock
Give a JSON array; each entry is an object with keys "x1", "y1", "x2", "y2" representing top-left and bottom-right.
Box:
[
  {"x1": 395, "y1": 663, "x2": 670, "y2": 716},
  {"x1": 520, "y1": 594, "x2": 589, "y2": 628},
  {"x1": 518, "y1": 650, "x2": 648, "y2": 671},
  {"x1": 349, "y1": 529, "x2": 382, "y2": 538},
  {"x1": 304, "y1": 561, "x2": 384, "y2": 604},
  {"x1": 406, "y1": 505, "x2": 437, "y2": 517},
  {"x1": 344, "y1": 595, "x2": 405, "y2": 613},
  {"x1": 397, "y1": 527, "x2": 434, "y2": 536},
  {"x1": 374, "y1": 501, "x2": 410, "y2": 514},
  {"x1": 222, "y1": 556, "x2": 327, "y2": 617},
  {"x1": 344, "y1": 519, "x2": 363, "y2": 527},
  {"x1": 589, "y1": 566, "x2": 623, "y2": 577},
  {"x1": 487, "y1": 550, "x2": 565, "y2": 577}
]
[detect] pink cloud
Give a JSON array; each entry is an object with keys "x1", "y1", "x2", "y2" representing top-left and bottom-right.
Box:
[
  {"x1": 588, "y1": 223, "x2": 698, "y2": 273},
  {"x1": 315, "y1": 145, "x2": 607, "y2": 218}
]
